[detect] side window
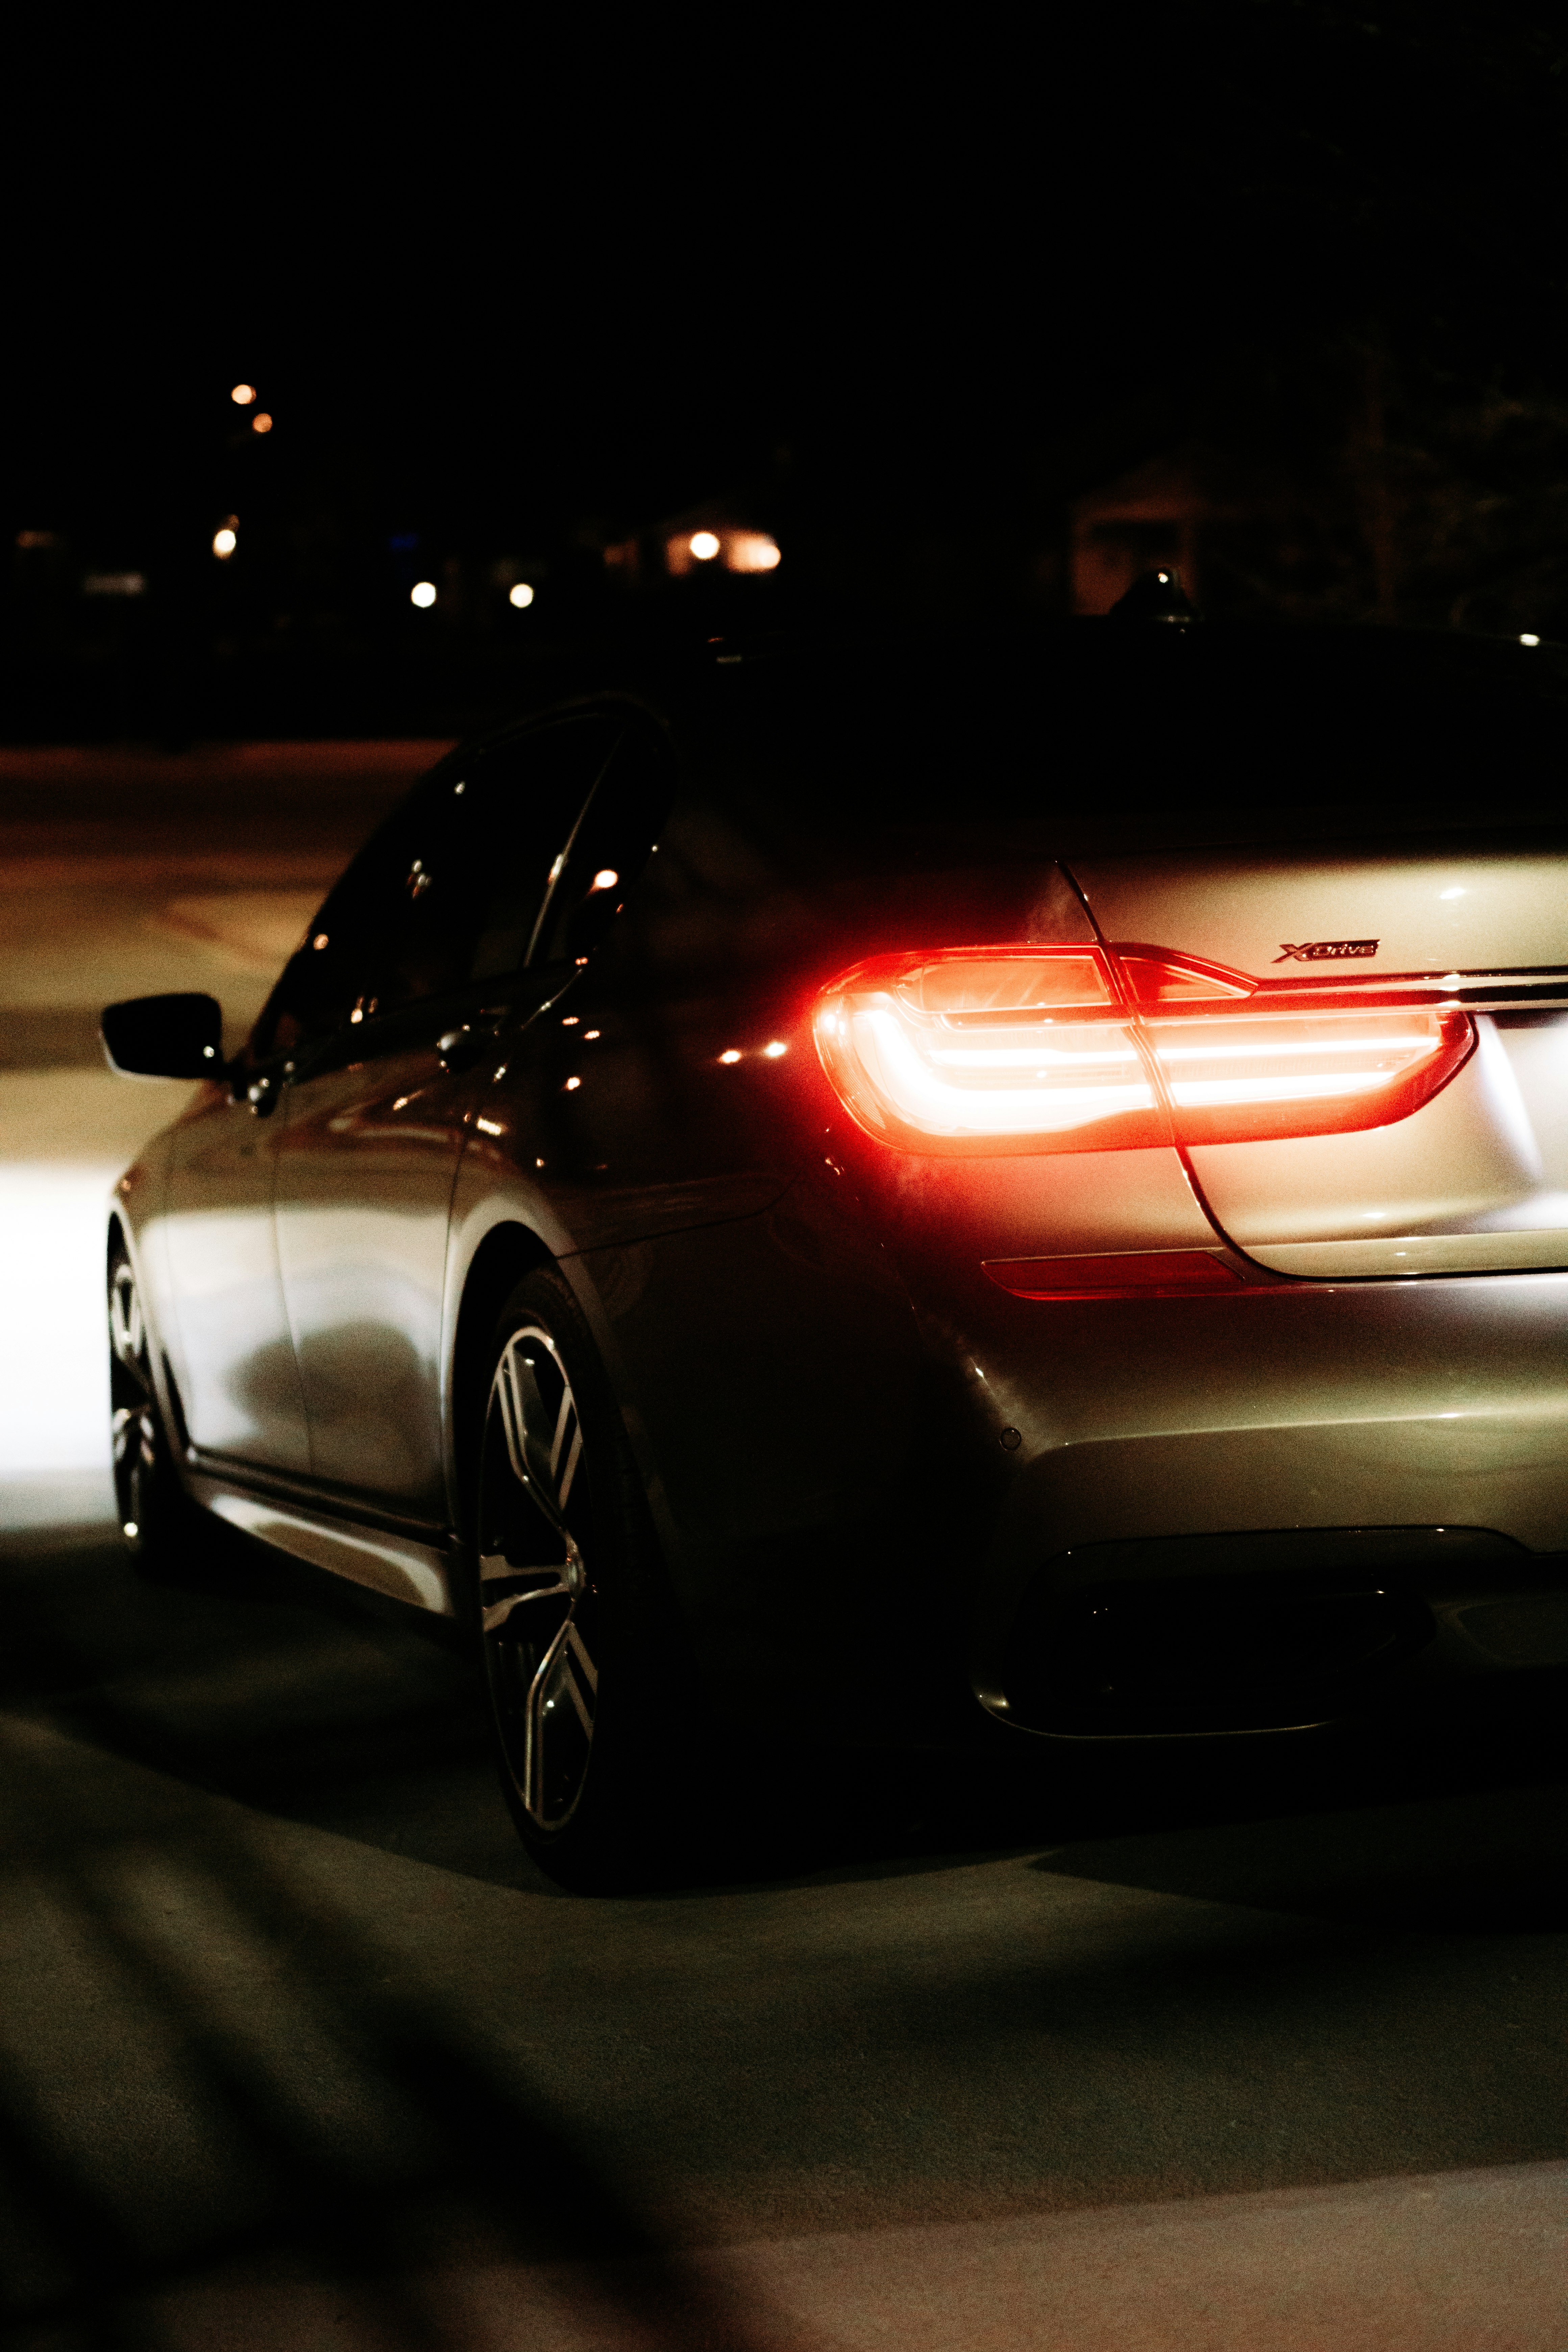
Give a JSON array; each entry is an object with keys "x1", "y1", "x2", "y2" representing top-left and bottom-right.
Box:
[
  {"x1": 247, "y1": 841, "x2": 404, "y2": 1064},
  {"x1": 372, "y1": 718, "x2": 622, "y2": 1010},
  {"x1": 529, "y1": 725, "x2": 679, "y2": 967},
  {"x1": 247, "y1": 718, "x2": 621, "y2": 1063}
]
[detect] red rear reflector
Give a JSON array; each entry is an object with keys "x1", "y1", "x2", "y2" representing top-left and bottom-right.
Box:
[
  {"x1": 984, "y1": 1251, "x2": 1246, "y2": 1300},
  {"x1": 813, "y1": 944, "x2": 1476, "y2": 1155}
]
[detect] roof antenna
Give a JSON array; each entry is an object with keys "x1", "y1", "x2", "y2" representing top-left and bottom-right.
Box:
[{"x1": 1108, "y1": 568, "x2": 1201, "y2": 626}]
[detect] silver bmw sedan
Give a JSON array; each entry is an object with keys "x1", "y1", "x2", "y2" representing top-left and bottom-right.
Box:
[{"x1": 101, "y1": 610, "x2": 1568, "y2": 1884}]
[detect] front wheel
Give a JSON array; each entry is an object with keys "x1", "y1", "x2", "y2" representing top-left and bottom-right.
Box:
[
  {"x1": 475, "y1": 1267, "x2": 695, "y2": 1890},
  {"x1": 109, "y1": 1241, "x2": 198, "y2": 1574}
]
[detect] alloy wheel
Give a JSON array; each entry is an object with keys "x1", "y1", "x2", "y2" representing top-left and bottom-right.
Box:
[
  {"x1": 109, "y1": 1257, "x2": 160, "y2": 1550},
  {"x1": 479, "y1": 1323, "x2": 601, "y2": 1833}
]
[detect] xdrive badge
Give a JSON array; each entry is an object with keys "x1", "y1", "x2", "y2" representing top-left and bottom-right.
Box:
[{"x1": 1273, "y1": 938, "x2": 1380, "y2": 963}]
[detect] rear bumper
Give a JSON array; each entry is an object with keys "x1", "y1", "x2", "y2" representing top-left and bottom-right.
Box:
[{"x1": 961, "y1": 1267, "x2": 1568, "y2": 1728}]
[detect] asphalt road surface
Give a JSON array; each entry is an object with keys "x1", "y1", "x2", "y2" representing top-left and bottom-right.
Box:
[{"x1": 1, "y1": 745, "x2": 1565, "y2": 2351}]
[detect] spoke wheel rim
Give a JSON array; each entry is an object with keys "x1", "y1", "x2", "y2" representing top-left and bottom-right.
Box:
[
  {"x1": 479, "y1": 1322, "x2": 599, "y2": 1834},
  {"x1": 109, "y1": 1260, "x2": 158, "y2": 1548}
]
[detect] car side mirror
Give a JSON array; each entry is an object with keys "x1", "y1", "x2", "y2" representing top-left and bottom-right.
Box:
[{"x1": 101, "y1": 993, "x2": 225, "y2": 1081}]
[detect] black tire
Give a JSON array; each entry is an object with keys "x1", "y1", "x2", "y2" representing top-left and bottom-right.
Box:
[
  {"x1": 109, "y1": 1239, "x2": 199, "y2": 1575},
  {"x1": 474, "y1": 1266, "x2": 693, "y2": 1890}
]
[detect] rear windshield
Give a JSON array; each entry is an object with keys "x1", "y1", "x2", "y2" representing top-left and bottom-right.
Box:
[{"x1": 701, "y1": 624, "x2": 1568, "y2": 859}]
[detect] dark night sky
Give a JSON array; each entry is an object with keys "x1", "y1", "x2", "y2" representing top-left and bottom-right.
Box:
[{"x1": 6, "y1": 3, "x2": 1568, "y2": 547}]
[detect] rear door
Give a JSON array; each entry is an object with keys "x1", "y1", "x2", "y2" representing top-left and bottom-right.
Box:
[
  {"x1": 272, "y1": 718, "x2": 622, "y2": 1521},
  {"x1": 160, "y1": 1078, "x2": 308, "y2": 1474},
  {"x1": 1069, "y1": 847, "x2": 1568, "y2": 1277}
]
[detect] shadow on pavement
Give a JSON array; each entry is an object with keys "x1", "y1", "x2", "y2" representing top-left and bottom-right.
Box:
[
  {"x1": 5, "y1": 1500, "x2": 1568, "y2": 2352},
  {"x1": 8, "y1": 1501, "x2": 1568, "y2": 1913},
  {"x1": 0, "y1": 1516, "x2": 801, "y2": 2351},
  {"x1": 1034, "y1": 1716, "x2": 1568, "y2": 1936}
]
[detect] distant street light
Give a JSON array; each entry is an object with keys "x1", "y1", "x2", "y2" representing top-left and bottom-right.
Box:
[
  {"x1": 410, "y1": 581, "x2": 437, "y2": 608},
  {"x1": 251, "y1": 412, "x2": 273, "y2": 434},
  {"x1": 231, "y1": 384, "x2": 256, "y2": 406},
  {"x1": 509, "y1": 581, "x2": 535, "y2": 608},
  {"x1": 212, "y1": 526, "x2": 237, "y2": 559},
  {"x1": 729, "y1": 531, "x2": 782, "y2": 572},
  {"x1": 689, "y1": 531, "x2": 721, "y2": 561}
]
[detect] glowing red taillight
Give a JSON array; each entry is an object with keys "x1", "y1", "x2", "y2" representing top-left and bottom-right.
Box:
[
  {"x1": 1143, "y1": 1003, "x2": 1473, "y2": 1145},
  {"x1": 812, "y1": 948, "x2": 1168, "y2": 1155},
  {"x1": 812, "y1": 947, "x2": 1474, "y2": 1155}
]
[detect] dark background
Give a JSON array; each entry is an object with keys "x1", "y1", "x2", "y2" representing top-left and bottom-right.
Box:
[{"x1": 6, "y1": 2, "x2": 1568, "y2": 738}]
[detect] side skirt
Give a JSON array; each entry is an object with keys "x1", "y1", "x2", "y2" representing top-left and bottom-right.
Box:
[{"x1": 185, "y1": 1470, "x2": 459, "y2": 1617}]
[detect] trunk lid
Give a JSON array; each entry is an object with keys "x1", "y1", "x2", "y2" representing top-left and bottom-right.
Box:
[{"x1": 1069, "y1": 849, "x2": 1568, "y2": 1278}]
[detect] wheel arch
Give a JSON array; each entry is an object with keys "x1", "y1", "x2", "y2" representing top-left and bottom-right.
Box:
[
  {"x1": 106, "y1": 1208, "x2": 193, "y2": 1462},
  {"x1": 444, "y1": 1219, "x2": 687, "y2": 1602},
  {"x1": 447, "y1": 1221, "x2": 557, "y2": 1529}
]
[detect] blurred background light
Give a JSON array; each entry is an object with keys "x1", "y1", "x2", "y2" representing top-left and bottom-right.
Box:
[
  {"x1": 212, "y1": 525, "x2": 237, "y2": 559},
  {"x1": 727, "y1": 531, "x2": 781, "y2": 573},
  {"x1": 251, "y1": 412, "x2": 273, "y2": 434},
  {"x1": 230, "y1": 383, "x2": 256, "y2": 406},
  {"x1": 410, "y1": 580, "x2": 437, "y2": 608},
  {"x1": 508, "y1": 581, "x2": 534, "y2": 608},
  {"x1": 664, "y1": 526, "x2": 781, "y2": 576}
]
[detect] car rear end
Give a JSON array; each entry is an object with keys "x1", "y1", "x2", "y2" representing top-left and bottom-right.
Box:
[{"x1": 743, "y1": 622, "x2": 1568, "y2": 1742}]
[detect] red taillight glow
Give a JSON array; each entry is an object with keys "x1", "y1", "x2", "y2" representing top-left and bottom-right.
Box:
[
  {"x1": 812, "y1": 947, "x2": 1475, "y2": 1155},
  {"x1": 812, "y1": 948, "x2": 1168, "y2": 1154},
  {"x1": 1145, "y1": 1006, "x2": 1472, "y2": 1144}
]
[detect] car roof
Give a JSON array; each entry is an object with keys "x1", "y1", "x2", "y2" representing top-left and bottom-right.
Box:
[{"x1": 456, "y1": 618, "x2": 1568, "y2": 860}]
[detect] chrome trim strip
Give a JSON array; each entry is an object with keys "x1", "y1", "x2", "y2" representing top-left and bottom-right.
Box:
[
  {"x1": 187, "y1": 1474, "x2": 457, "y2": 1615},
  {"x1": 1244, "y1": 1230, "x2": 1568, "y2": 1280},
  {"x1": 1228, "y1": 971, "x2": 1568, "y2": 1017},
  {"x1": 183, "y1": 1448, "x2": 444, "y2": 1545}
]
